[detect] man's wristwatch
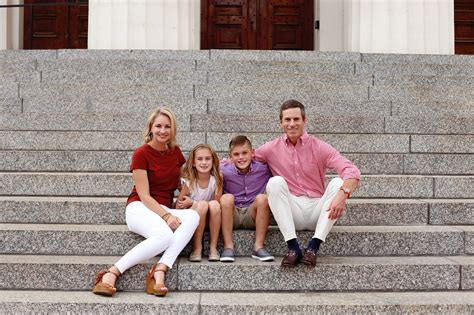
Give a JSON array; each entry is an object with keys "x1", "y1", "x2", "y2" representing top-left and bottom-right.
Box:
[{"x1": 340, "y1": 187, "x2": 351, "y2": 198}]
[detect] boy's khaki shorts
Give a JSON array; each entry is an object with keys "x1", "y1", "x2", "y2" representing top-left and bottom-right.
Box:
[{"x1": 233, "y1": 204, "x2": 256, "y2": 229}]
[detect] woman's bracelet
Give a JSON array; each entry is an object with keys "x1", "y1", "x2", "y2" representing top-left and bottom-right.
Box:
[{"x1": 161, "y1": 212, "x2": 172, "y2": 221}]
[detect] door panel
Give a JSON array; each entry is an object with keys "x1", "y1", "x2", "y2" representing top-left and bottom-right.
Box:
[
  {"x1": 24, "y1": 0, "x2": 88, "y2": 49},
  {"x1": 454, "y1": 0, "x2": 474, "y2": 54},
  {"x1": 201, "y1": 0, "x2": 313, "y2": 50}
]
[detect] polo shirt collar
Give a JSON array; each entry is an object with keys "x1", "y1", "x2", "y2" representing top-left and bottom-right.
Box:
[
  {"x1": 283, "y1": 131, "x2": 309, "y2": 146},
  {"x1": 232, "y1": 160, "x2": 254, "y2": 175}
]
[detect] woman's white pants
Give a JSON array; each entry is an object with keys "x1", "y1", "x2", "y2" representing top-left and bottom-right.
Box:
[{"x1": 115, "y1": 201, "x2": 200, "y2": 273}]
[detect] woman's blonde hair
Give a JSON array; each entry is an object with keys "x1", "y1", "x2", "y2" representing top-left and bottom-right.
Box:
[
  {"x1": 183, "y1": 144, "x2": 223, "y2": 197},
  {"x1": 144, "y1": 107, "x2": 178, "y2": 148}
]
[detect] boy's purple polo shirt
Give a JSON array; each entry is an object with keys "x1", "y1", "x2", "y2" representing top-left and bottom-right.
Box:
[{"x1": 220, "y1": 160, "x2": 272, "y2": 208}]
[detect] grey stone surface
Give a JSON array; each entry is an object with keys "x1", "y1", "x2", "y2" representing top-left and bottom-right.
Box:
[
  {"x1": 429, "y1": 200, "x2": 474, "y2": 225},
  {"x1": 0, "y1": 60, "x2": 40, "y2": 83},
  {"x1": 434, "y1": 177, "x2": 474, "y2": 198},
  {"x1": 374, "y1": 74, "x2": 474, "y2": 89},
  {"x1": 0, "y1": 131, "x2": 204, "y2": 151},
  {"x1": 370, "y1": 85, "x2": 473, "y2": 102},
  {"x1": 392, "y1": 100, "x2": 474, "y2": 117},
  {"x1": 1, "y1": 224, "x2": 463, "y2": 256},
  {"x1": 358, "y1": 62, "x2": 474, "y2": 77},
  {"x1": 411, "y1": 135, "x2": 474, "y2": 154},
  {"x1": 404, "y1": 112, "x2": 474, "y2": 136},
  {"x1": 1, "y1": 291, "x2": 200, "y2": 314},
  {"x1": 201, "y1": 291, "x2": 474, "y2": 314},
  {"x1": 0, "y1": 173, "x2": 132, "y2": 196},
  {"x1": 210, "y1": 49, "x2": 362, "y2": 62},
  {"x1": 208, "y1": 99, "x2": 391, "y2": 116},
  {"x1": 446, "y1": 256, "x2": 474, "y2": 290},
  {"x1": 38, "y1": 59, "x2": 205, "y2": 83},
  {"x1": 344, "y1": 153, "x2": 404, "y2": 174},
  {"x1": 198, "y1": 60, "x2": 356, "y2": 75},
  {"x1": 404, "y1": 154, "x2": 474, "y2": 175},
  {"x1": 344, "y1": 175, "x2": 433, "y2": 198},
  {"x1": 0, "y1": 151, "x2": 131, "y2": 172},
  {"x1": 361, "y1": 52, "x2": 474, "y2": 65},
  {"x1": 0, "y1": 98, "x2": 21, "y2": 113},
  {"x1": 0, "y1": 49, "x2": 57, "y2": 60},
  {"x1": 0, "y1": 112, "x2": 193, "y2": 131},
  {"x1": 208, "y1": 71, "x2": 372, "y2": 85},
  {"x1": 57, "y1": 49, "x2": 210, "y2": 60},
  {"x1": 191, "y1": 114, "x2": 384, "y2": 134},
  {"x1": 0, "y1": 82, "x2": 18, "y2": 99},
  {"x1": 0, "y1": 196, "x2": 126, "y2": 224},
  {"x1": 20, "y1": 83, "x2": 194, "y2": 101},
  {"x1": 0, "y1": 197, "x2": 429, "y2": 226},
  {"x1": 464, "y1": 226, "x2": 474, "y2": 254},
  {"x1": 339, "y1": 199, "x2": 428, "y2": 226},
  {"x1": 0, "y1": 255, "x2": 178, "y2": 291},
  {"x1": 177, "y1": 256, "x2": 460, "y2": 291},
  {"x1": 23, "y1": 96, "x2": 207, "y2": 114},
  {"x1": 207, "y1": 132, "x2": 410, "y2": 153},
  {"x1": 196, "y1": 83, "x2": 369, "y2": 101}
]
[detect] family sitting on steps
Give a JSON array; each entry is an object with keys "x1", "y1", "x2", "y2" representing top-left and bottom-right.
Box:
[{"x1": 92, "y1": 100, "x2": 361, "y2": 297}]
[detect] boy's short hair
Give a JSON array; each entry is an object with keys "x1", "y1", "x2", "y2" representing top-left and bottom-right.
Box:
[
  {"x1": 228, "y1": 135, "x2": 253, "y2": 152},
  {"x1": 279, "y1": 99, "x2": 306, "y2": 121}
]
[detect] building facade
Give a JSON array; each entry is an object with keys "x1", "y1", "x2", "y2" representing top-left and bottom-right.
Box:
[{"x1": 1, "y1": 0, "x2": 472, "y2": 54}]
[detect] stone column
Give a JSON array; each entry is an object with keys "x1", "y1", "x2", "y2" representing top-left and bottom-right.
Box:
[
  {"x1": 88, "y1": 0, "x2": 200, "y2": 49},
  {"x1": 346, "y1": 0, "x2": 454, "y2": 54},
  {"x1": 0, "y1": 0, "x2": 23, "y2": 50}
]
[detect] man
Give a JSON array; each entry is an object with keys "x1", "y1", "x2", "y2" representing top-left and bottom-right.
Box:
[{"x1": 255, "y1": 100, "x2": 360, "y2": 267}]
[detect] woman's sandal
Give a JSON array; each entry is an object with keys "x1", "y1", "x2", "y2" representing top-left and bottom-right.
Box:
[
  {"x1": 146, "y1": 264, "x2": 169, "y2": 297},
  {"x1": 92, "y1": 269, "x2": 120, "y2": 297}
]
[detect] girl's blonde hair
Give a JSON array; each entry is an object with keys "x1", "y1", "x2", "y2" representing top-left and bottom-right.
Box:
[
  {"x1": 183, "y1": 144, "x2": 223, "y2": 197},
  {"x1": 143, "y1": 107, "x2": 178, "y2": 148}
]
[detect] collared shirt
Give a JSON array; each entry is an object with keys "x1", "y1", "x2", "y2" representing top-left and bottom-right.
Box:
[
  {"x1": 220, "y1": 160, "x2": 272, "y2": 208},
  {"x1": 255, "y1": 131, "x2": 360, "y2": 198}
]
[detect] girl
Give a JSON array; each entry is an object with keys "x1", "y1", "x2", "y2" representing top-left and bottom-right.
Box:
[
  {"x1": 176, "y1": 144, "x2": 223, "y2": 262},
  {"x1": 92, "y1": 108, "x2": 199, "y2": 297}
]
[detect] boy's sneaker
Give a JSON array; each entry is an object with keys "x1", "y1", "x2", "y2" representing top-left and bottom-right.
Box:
[
  {"x1": 251, "y1": 248, "x2": 274, "y2": 262},
  {"x1": 220, "y1": 248, "x2": 235, "y2": 262}
]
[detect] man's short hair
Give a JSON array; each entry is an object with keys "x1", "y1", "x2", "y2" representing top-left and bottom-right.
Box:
[
  {"x1": 279, "y1": 99, "x2": 306, "y2": 121},
  {"x1": 228, "y1": 135, "x2": 253, "y2": 152}
]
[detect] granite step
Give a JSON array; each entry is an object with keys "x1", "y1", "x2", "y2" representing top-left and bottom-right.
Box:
[
  {"x1": 373, "y1": 74, "x2": 474, "y2": 89},
  {"x1": 369, "y1": 85, "x2": 474, "y2": 102},
  {"x1": 361, "y1": 53, "x2": 474, "y2": 65},
  {"x1": 1, "y1": 196, "x2": 471, "y2": 225},
  {"x1": 392, "y1": 100, "x2": 474, "y2": 117},
  {"x1": 1, "y1": 290, "x2": 473, "y2": 314},
  {"x1": 197, "y1": 60, "x2": 357, "y2": 75},
  {"x1": 1, "y1": 150, "x2": 472, "y2": 175},
  {"x1": 357, "y1": 62, "x2": 474, "y2": 77},
  {"x1": 209, "y1": 49, "x2": 362, "y2": 62},
  {"x1": 0, "y1": 255, "x2": 471, "y2": 291},
  {"x1": 1, "y1": 224, "x2": 470, "y2": 256},
  {"x1": 2, "y1": 173, "x2": 472, "y2": 198}
]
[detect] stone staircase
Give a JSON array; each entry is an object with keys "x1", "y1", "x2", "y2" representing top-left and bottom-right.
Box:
[{"x1": 0, "y1": 49, "x2": 473, "y2": 314}]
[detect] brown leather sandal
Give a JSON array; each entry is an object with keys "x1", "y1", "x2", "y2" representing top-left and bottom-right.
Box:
[
  {"x1": 145, "y1": 264, "x2": 168, "y2": 297},
  {"x1": 92, "y1": 269, "x2": 120, "y2": 297}
]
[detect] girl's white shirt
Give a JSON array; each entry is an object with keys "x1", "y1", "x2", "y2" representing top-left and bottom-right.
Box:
[{"x1": 182, "y1": 175, "x2": 216, "y2": 202}]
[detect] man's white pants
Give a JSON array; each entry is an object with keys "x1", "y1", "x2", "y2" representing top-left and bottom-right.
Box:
[
  {"x1": 266, "y1": 176, "x2": 344, "y2": 242},
  {"x1": 115, "y1": 201, "x2": 200, "y2": 273}
]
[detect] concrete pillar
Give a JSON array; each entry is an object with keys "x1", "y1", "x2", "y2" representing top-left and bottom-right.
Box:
[
  {"x1": 88, "y1": 0, "x2": 200, "y2": 49},
  {"x1": 0, "y1": 0, "x2": 23, "y2": 50},
  {"x1": 346, "y1": 0, "x2": 454, "y2": 54}
]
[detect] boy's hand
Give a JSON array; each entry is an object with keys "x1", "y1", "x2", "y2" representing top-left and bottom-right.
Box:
[{"x1": 176, "y1": 196, "x2": 193, "y2": 209}]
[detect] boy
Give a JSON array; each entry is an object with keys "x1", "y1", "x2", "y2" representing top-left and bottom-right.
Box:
[{"x1": 219, "y1": 135, "x2": 274, "y2": 262}]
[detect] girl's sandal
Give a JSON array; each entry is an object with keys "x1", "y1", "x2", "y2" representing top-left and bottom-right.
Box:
[
  {"x1": 146, "y1": 264, "x2": 169, "y2": 297},
  {"x1": 92, "y1": 269, "x2": 120, "y2": 297}
]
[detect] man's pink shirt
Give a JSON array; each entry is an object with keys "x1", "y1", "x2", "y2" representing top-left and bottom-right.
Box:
[{"x1": 255, "y1": 131, "x2": 360, "y2": 198}]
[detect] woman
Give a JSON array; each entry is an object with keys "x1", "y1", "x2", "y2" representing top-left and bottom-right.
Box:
[{"x1": 92, "y1": 107, "x2": 200, "y2": 297}]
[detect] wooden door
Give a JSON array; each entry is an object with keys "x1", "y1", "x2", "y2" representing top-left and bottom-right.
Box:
[
  {"x1": 201, "y1": 0, "x2": 313, "y2": 50},
  {"x1": 454, "y1": 0, "x2": 474, "y2": 54},
  {"x1": 24, "y1": 0, "x2": 88, "y2": 49}
]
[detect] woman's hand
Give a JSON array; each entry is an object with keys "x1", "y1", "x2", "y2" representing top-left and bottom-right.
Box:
[
  {"x1": 166, "y1": 214, "x2": 182, "y2": 230},
  {"x1": 176, "y1": 196, "x2": 193, "y2": 209}
]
